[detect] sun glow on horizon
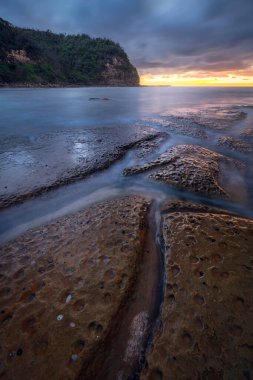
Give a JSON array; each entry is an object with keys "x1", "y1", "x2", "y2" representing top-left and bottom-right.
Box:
[{"x1": 140, "y1": 71, "x2": 253, "y2": 86}]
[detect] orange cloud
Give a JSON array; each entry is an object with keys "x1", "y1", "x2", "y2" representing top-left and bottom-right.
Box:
[{"x1": 140, "y1": 70, "x2": 253, "y2": 86}]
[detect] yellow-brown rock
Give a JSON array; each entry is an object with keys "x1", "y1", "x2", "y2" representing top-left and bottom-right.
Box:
[
  {"x1": 0, "y1": 196, "x2": 151, "y2": 380},
  {"x1": 142, "y1": 211, "x2": 253, "y2": 380},
  {"x1": 124, "y1": 144, "x2": 246, "y2": 200}
]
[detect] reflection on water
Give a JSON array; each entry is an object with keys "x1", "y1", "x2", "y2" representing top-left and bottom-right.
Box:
[
  {"x1": 71, "y1": 141, "x2": 91, "y2": 163},
  {"x1": 0, "y1": 87, "x2": 253, "y2": 136}
]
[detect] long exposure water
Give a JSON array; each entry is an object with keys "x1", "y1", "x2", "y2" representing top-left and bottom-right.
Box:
[{"x1": 0, "y1": 86, "x2": 253, "y2": 242}]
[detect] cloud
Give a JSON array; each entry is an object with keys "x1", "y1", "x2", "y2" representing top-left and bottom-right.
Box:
[{"x1": 1, "y1": 0, "x2": 253, "y2": 75}]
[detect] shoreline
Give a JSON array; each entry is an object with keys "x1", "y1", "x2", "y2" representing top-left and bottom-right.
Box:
[
  {"x1": 0, "y1": 83, "x2": 141, "y2": 89},
  {"x1": 1, "y1": 97, "x2": 253, "y2": 379}
]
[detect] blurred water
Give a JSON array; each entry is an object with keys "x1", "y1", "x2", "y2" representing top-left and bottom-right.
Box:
[
  {"x1": 0, "y1": 86, "x2": 253, "y2": 243},
  {"x1": 0, "y1": 87, "x2": 253, "y2": 136}
]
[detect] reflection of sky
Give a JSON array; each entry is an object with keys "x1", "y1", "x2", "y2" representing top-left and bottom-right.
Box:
[
  {"x1": 71, "y1": 141, "x2": 91, "y2": 164},
  {"x1": 0, "y1": 88, "x2": 253, "y2": 138}
]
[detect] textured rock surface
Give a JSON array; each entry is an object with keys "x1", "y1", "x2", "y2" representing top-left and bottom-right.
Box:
[
  {"x1": 143, "y1": 117, "x2": 208, "y2": 140},
  {"x1": 142, "y1": 210, "x2": 253, "y2": 380},
  {"x1": 160, "y1": 199, "x2": 238, "y2": 216},
  {"x1": 240, "y1": 127, "x2": 253, "y2": 138},
  {"x1": 0, "y1": 126, "x2": 160, "y2": 209},
  {"x1": 176, "y1": 107, "x2": 246, "y2": 131},
  {"x1": 218, "y1": 136, "x2": 253, "y2": 153},
  {"x1": 101, "y1": 56, "x2": 139, "y2": 86},
  {"x1": 133, "y1": 133, "x2": 169, "y2": 159},
  {"x1": 0, "y1": 196, "x2": 151, "y2": 380},
  {"x1": 123, "y1": 144, "x2": 245, "y2": 199}
]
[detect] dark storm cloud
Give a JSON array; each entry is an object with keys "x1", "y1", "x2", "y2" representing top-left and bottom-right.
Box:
[{"x1": 1, "y1": 0, "x2": 253, "y2": 74}]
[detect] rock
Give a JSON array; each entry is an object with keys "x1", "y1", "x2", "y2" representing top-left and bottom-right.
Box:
[
  {"x1": 66, "y1": 295, "x2": 72, "y2": 304},
  {"x1": 164, "y1": 117, "x2": 208, "y2": 139},
  {"x1": 89, "y1": 97, "x2": 111, "y2": 101},
  {"x1": 0, "y1": 125, "x2": 160, "y2": 209},
  {"x1": 124, "y1": 311, "x2": 149, "y2": 362},
  {"x1": 133, "y1": 132, "x2": 169, "y2": 159},
  {"x1": 160, "y1": 199, "x2": 238, "y2": 216},
  {"x1": 142, "y1": 209, "x2": 253, "y2": 380},
  {"x1": 240, "y1": 126, "x2": 253, "y2": 138},
  {"x1": 141, "y1": 116, "x2": 207, "y2": 140},
  {"x1": 0, "y1": 196, "x2": 151, "y2": 380},
  {"x1": 174, "y1": 107, "x2": 247, "y2": 131},
  {"x1": 123, "y1": 144, "x2": 246, "y2": 200},
  {"x1": 100, "y1": 56, "x2": 139, "y2": 86},
  {"x1": 218, "y1": 136, "x2": 253, "y2": 153},
  {"x1": 71, "y1": 354, "x2": 79, "y2": 362}
]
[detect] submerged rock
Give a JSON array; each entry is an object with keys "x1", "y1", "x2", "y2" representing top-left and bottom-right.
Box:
[
  {"x1": 143, "y1": 116, "x2": 208, "y2": 140},
  {"x1": 123, "y1": 144, "x2": 246, "y2": 200},
  {"x1": 0, "y1": 196, "x2": 151, "y2": 380},
  {"x1": 240, "y1": 126, "x2": 253, "y2": 138},
  {"x1": 218, "y1": 136, "x2": 253, "y2": 153},
  {"x1": 142, "y1": 208, "x2": 253, "y2": 380},
  {"x1": 175, "y1": 107, "x2": 247, "y2": 131}
]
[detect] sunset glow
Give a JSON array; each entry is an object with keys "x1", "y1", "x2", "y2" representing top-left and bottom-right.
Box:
[{"x1": 140, "y1": 71, "x2": 253, "y2": 87}]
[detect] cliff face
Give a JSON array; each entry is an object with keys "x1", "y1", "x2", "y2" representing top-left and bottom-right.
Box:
[
  {"x1": 0, "y1": 18, "x2": 139, "y2": 86},
  {"x1": 101, "y1": 56, "x2": 139, "y2": 86}
]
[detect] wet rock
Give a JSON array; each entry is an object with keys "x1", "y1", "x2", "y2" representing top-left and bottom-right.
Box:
[
  {"x1": 124, "y1": 144, "x2": 246, "y2": 200},
  {"x1": 163, "y1": 117, "x2": 208, "y2": 139},
  {"x1": 142, "y1": 116, "x2": 208, "y2": 139},
  {"x1": 142, "y1": 211, "x2": 253, "y2": 380},
  {"x1": 124, "y1": 311, "x2": 149, "y2": 362},
  {"x1": 160, "y1": 199, "x2": 238, "y2": 216},
  {"x1": 89, "y1": 97, "x2": 111, "y2": 101},
  {"x1": 0, "y1": 196, "x2": 151, "y2": 380},
  {"x1": 133, "y1": 133, "x2": 169, "y2": 159},
  {"x1": 218, "y1": 136, "x2": 253, "y2": 153},
  {"x1": 0, "y1": 125, "x2": 160, "y2": 209},
  {"x1": 240, "y1": 126, "x2": 253, "y2": 138},
  {"x1": 173, "y1": 106, "x2": 247, "y2": 131}
]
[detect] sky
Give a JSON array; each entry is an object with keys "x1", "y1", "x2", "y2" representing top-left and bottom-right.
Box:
[{"x1": 1, "y1": 0, "x2": 253, "y2": 86}]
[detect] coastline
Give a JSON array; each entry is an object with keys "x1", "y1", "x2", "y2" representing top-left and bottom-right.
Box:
[{"x1": 0, "y1": 83, "x2": 141, "y2": 88}]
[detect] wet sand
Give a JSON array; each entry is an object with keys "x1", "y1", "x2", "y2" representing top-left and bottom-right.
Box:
[{"x1": 1, "y1": 99, "x2": 253, "y2": 379}]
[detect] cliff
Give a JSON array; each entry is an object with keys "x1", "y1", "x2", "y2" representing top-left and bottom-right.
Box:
[{"x1": 0, "y1": 18, "x2": 139, "y2": 86}]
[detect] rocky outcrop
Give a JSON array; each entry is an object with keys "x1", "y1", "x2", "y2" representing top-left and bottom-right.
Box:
[
  {"x1": 0, "y1": 196, "x2": 151, "y2": 380},
  {"x1": 0, "y1": 126, "x2": 162, "y2": 209},
  {"x1": 100, "y1": 56, "x2": 139, "y2": 86},
  {"x1": 173, "y1": 107, "x2": 247, "y2": 131},
  {"x1": 123, "y1": 144, "x2": 246, "y2": 200},
  {"x1": 218, "y1": 136, "x2": 253, "y2": 153},
  {"x1": 142, "y1": 207, "x2": 253, "y2": 380}
]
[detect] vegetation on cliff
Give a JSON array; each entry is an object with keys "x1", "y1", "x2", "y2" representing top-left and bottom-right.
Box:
[{"x1": 0, "y1": 18, "x2": 139, "y2": 86}]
